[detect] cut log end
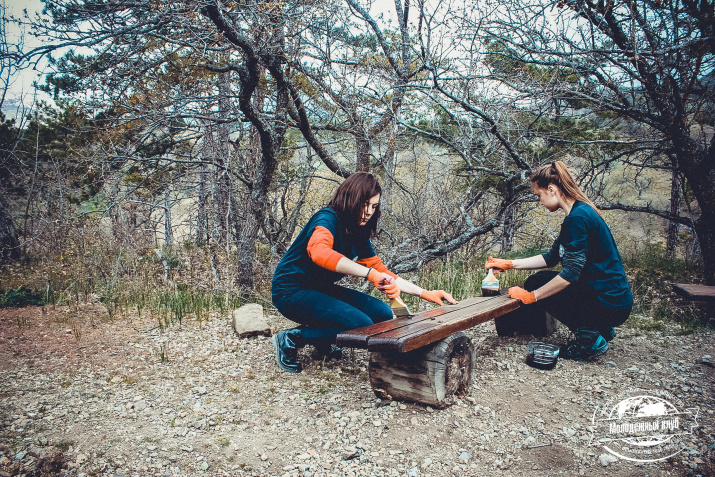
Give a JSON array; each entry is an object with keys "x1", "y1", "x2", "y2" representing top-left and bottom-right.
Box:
[{"x1": 368, "y1": 332, "x2": 474, "y2": 409}]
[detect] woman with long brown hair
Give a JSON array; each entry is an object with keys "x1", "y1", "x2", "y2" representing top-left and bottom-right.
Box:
[
  {"x1": 486, "y1": 161, "x2": 632, "y2": 360},
  {"x1": 271, "y1": 172, "x2": 457, "y2": 373}
]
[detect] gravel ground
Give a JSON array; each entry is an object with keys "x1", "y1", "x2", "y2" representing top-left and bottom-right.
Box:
[{"x1": 1, "y1": 303, "x2": 713, "y2": 476}]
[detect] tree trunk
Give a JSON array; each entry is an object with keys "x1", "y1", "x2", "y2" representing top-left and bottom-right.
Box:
[
  {"x1": 200, "y1": 3, "x2": 288, "y2": 292},
  {"x1": 212, "y1": 69, "x2": 232, "y2": 247},
  {"x1": 234, "y1": 79, "x2": 264, "y2": 247},
  {"x1": 694, "y1": 211, "x2": 715, "y2": 286},
  {"x1": 380, "y1": 115, "x2": 398, "y2": 215},
  {"x1": 164, "y1": 189, "x2": 173, "y2": 248},
  {"x1": 196, "y1": 162, "x2": 208, "y2": 246},
  {"x1": 683, "y1": 155, "x2": 715, "y2": 285},
  {"x1": 235, "y1": 102, "x2": 286, "y2": 291},
  {"x1": 235, "y1": 197, "x2": 261, "y2": 291},
  {"x1": 356, "y1": 136, "x2": 371, "y2": 172},
  {"x1": 500, "y1": 203, "x2": 516, "y2": 254},
  {"x1": 666, "y1": 168, "x2": 681, "y2": 257},
  {"x1": 0, "y1": 198, "x2": 20, "y2": 263},
  {"x1": 235, "y1": 77, "x2": 266, "y2": 292}
]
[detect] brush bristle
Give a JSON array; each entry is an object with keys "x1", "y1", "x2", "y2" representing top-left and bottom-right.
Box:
[{"x1": 391, "y1": 304, "x2": 411, "y2": 317}]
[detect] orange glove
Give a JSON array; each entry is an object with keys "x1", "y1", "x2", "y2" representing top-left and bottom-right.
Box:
[
  {"x1": 367, "y1": 270, "x2": 401, "y2": 299},
  {"x1": 509, "y1": 286, "x2": 536, "y2": 304},
  {"x1": 380, "y1": 277, "x2": 401, "y2": 299},
  {"x1": 485, "y1": 256, "x2": 513, "y2": 273},
  {"x1": 420, "y1": 290, "x2": 459, "y2": 305}
]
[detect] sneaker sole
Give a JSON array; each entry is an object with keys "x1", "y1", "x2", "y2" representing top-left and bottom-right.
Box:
[
  {"x1": 271, "y1": 335, "x2": 301, "y2": 374},
  {"x1": 585, "y1": 341, "x2": 609, "y2": 360}
]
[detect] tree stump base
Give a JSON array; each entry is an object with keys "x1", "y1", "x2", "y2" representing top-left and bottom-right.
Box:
[{"x1": 368, "y1": 332, "x2": 474, "y2": 409}]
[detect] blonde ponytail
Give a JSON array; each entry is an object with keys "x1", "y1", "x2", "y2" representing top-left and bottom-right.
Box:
[{"x1": 530, "y1": 161, "x2": 601, "y2": 216}]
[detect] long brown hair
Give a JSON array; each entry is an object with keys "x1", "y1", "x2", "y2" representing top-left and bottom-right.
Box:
[
  {"x1": 530, "y1": 161, "x2": 600, "y2": 215},
  {"x1": 327, "y1": 172, "x2": 382, "y2": 236}
]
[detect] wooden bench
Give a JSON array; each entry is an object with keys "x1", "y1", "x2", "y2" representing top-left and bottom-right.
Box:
[
  {"x1": 336, "y1": 292, "x2": 522, "y2": 408},
  {"x1": 672, "y1": 283, "x2": 715, "y2": 302}
]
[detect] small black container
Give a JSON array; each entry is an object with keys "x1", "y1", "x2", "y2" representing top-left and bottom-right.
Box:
[{"x1": 526, "y1": 341, "x2": 560, "y2": 370}]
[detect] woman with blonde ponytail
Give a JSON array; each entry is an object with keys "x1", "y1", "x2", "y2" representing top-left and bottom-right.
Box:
[{"x1": 485, "y1": 161, "x2": 632, "y2": 361}]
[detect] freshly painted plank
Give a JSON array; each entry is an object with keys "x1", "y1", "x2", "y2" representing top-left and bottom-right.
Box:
[
  {"x1": 368, "y1": 294, "x2": 520, "y2": 352},
  {"x1": 397, "y1": 297, "x2": 520, "y2": 352},
  {"x1": 336, "y1": 294, "x2": 515, "y2": 350},
  {"x1": 364, "y1": 299, "x2": 498, "y2": 351},
  {"x1": 335, "y1": 305, "x2": 455, "y2": 348}
]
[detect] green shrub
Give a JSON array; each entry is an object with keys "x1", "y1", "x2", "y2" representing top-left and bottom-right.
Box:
[
  {"x1": 0, "y1": 287, "x2": 47, "y2": 308},
  {"x1": 623, "y1": 242, "x2": 709, "y2": 330}
]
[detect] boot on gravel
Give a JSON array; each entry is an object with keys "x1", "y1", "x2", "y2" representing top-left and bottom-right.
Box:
[
  {"x1": 272, "y1": 329, "x2": 303, "y2": 373},
  {"x1": 560, "y1": 328, "x2": 608, "y2": 361}
]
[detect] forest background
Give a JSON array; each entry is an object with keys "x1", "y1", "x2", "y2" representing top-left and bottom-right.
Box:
[{"x1": 0, "y1": 0, "x2": 714, "y2": 330}]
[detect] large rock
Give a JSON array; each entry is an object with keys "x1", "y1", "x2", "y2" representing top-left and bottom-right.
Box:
[{"x1": 231, "y1": 304, "x2": 270, "y2": 338}]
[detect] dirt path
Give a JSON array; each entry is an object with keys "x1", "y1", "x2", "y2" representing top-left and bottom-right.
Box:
[{"x1": 1, "y1": 304, "x2": 713, "y2": 476}]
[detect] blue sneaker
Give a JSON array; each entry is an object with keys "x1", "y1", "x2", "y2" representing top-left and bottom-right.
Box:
[
  {"x1": 272, "y1": 330, "x2": 303, "y2": 373},
  {"x1": 599, "y1": 327, "x2": 617, "y2": 342},
  {"x1": 560, "y1": 328, "x2": 608, "y2": 361}
]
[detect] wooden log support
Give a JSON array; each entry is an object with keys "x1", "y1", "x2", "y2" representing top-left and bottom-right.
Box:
[
  {"x1": 335, "y1": 292, "x2": 529, "y2": 409},
  {"x1": 368, "y1": 332, "x2": 474, "y2": 409}
]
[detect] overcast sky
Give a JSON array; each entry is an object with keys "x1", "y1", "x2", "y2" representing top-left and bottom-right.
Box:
[
  {"x1": 3, "y1": 0, "x2": 52, "y2": 118},
  {"x1": 1, "y1": 0, "x2": 399, "y2": 119}
]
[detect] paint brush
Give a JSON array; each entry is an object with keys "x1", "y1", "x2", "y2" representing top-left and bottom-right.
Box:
[
  {"x1": 380, "y1": 276, "x2": 412, "y2": 317},
  {"x1": 390, "y1": 295, "x2": 412, "y2": 317}
]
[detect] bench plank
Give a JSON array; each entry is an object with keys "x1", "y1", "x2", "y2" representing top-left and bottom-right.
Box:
[
  {"x1": 672, "y1": 283, "x2": 715, "y2": 302},
  {"x1": 335, "y1": 304, "x2": 457, "y2": 348},
  {"x1": 364, "y1": 298, "x2": 499, "y2": 351},
  {"x1": 370, "y1": 294, "x2": 519, "y2": 352},
  {"x1": 336, "y1": 293, "x2": 519, "y2": 352}
]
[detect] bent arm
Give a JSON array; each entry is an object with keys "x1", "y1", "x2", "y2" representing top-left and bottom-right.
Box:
[
  {"x1": 394, "y1": 277, "x2": 423, "y2": 297},
  {"x1": 533, "y1": 275, "x2": 570, "y2": 301},
  {"x1": 511, "y1": 255, "x2": 547, "y2": 270},
  {"x1": 307, "y1": 226, "x2": 345, "y2": 271},
  {"x1": 308, "y1": 227, "x2": 374, "y2": 279},
  {"x1": 356, "y1": 255, "x2": 398, "y2": 279},
  {"x1": 334, "y1": 256, "x2": 372, "y2": 278}
]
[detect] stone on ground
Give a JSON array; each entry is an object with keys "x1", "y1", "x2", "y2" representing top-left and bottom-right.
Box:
[{"x1": 231, "y1": 303, "x2": 270, "y2": 338}]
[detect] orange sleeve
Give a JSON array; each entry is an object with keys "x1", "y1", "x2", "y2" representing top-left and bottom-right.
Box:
[
  {"x1": 307, "y1": 226, "x2": 345, "y2": 271},
  {"x1": 356, "y1": 256, "x2": 398, "y2": 279}
]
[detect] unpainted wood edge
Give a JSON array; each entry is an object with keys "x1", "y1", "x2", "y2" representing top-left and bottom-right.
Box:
[{"x1": 433, "y1": 360, "x2": 446, "y2": 402}]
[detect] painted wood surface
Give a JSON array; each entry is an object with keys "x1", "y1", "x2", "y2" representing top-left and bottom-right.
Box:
[{"x1": 337, "y1": 292, "x2": 520, "y2": 352}]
